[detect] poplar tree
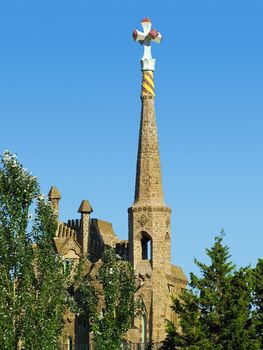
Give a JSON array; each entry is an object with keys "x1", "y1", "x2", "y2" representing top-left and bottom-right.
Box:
[
  {"x1": 162, "y1": 235, "x2": 257, "y2": 350},
  {"x1": 76, "y1": 247, "x2": 141, "y2": 350},
  {"x1": 0, "y1": 151, "x2": 72, "y2": 349}
]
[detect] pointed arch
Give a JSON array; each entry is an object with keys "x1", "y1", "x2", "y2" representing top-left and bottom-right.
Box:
[{"x1": 165, "y1": 232, "x2": 170, "y2": 241}]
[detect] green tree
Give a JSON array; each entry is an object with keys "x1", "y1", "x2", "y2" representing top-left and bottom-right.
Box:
[
  {"x1": 162, "y1": 235, "x2": 257, "y2": 350},
  {"x1": 76, "y1": 247, "x2": 141, "y2": 350},
  {"x1": 252, "y1": 259, "x2": 263, "y2": 347},
  {"x1": 0, "y1": 151, "x2": 72, "y2": 349}
]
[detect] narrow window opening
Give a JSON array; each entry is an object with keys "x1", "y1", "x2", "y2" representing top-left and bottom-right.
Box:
[{"x1": 141, "y1": 234, "x2": 152, "y2": 260}]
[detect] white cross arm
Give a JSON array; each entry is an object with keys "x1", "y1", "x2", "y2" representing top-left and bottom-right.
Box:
[{"x1": 132, "y1": 30, "x2": 162, "y2": 45}]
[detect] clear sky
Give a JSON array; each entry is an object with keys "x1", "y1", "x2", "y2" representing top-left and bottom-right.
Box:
[{"x1": 1, "y1": 0, "x2": 262, "y2": 277}]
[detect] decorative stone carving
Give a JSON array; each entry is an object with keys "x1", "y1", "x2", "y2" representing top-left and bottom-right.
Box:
[
  {"x1": 138, "y1": 214, "x2": 149, "y2": 227},
  {"x1": 129, "y1": 206, "x2": 171, "y2": 213}
]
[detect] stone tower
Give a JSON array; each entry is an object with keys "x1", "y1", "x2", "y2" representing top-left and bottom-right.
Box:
[
  {"x1": 128, "y1": 18, "x2": 172, "y2": 343},
  {"x1": 50, "y1": 18, "x2": 187, "y2": 348}
]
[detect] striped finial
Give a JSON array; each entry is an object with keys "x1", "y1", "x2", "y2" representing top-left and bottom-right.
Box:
[{"x1": 142, "y1": 71, "x2": 155, "y2": 97}]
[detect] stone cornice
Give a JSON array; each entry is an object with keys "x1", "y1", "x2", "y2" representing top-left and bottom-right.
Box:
[
  {"x1": 128, "y1": 206, "x2": 171, "y2": 214},
  {"x1": 166, "y1": 273, "x2": 188, "y2": 286}
]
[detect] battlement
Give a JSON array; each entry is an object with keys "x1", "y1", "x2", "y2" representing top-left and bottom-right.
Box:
[
  {"x1": 67, "y1": 219, "x2": 81, "y2": 231},
  {"x1": 55, "y1": 217, "x2": 129, "y2": 262},
  {"x1": 115, "y1": 240, "x2": 129, "y2": 260},
  {"x1": 55, "y1": 221, "x2": 79, "y2": 241}
]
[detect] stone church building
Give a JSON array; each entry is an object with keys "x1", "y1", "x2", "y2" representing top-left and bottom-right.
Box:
[{"x1": 49, "y1": 18, "x2": 187, "y2": 349}]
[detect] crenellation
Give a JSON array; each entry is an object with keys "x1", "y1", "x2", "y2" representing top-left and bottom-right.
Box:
[
  {"x1": 55, "y1": 220, "x2": 79, "y2": 240},
  {"x1": 115, "y1": 240, "x2": 129, "y2": 260}
]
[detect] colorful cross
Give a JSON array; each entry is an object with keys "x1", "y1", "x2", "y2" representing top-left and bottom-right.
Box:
[{"x1": 133, "y1": 17, "x2": 162, "y2": 71}]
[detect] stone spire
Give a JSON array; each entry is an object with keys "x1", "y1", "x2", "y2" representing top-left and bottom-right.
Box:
[
  {"x1": 128, "y1": 18, "x2": 171, "y2": 344},
  {"x1": 133, "y1": 17, "x2": 164, "y2": 205}
]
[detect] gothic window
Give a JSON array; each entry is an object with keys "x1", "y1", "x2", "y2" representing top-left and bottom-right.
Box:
[{"x1": 141, "y1": 232, "x2": 152, "y2": 260}]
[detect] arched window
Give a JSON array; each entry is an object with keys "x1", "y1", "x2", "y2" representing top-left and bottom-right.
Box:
[
  {"x1": 141, "y1": 232, "x2": 152, "y2": 260},
  {"x1": 165, "y1": 232, "x2": 170, "y2": 241}
]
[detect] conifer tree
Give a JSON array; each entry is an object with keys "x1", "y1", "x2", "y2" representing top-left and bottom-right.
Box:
[
  {"x1": 0, "y1": 151, "x2": 72, "y2": 349},
  {"x1": 252, "y1": 259, "x2": 263, "y2": 347},
  {"x1": 162, "y1": 235, "x2": 257, "y2": 350}
]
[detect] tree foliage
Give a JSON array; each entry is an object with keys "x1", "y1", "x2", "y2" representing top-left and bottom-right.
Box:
[
  {"x1": 162, "y1": 235, "x2": 261, "y2": 350},
  {"x1": 0, "y1": 151, "x2": 72, "y2": 349},
  {"x1": 76, "y1": 247, "x2": 141, "y2": 350},
  {"x1": 252, "y1": 259, "x2": 263, "y2": 347}
]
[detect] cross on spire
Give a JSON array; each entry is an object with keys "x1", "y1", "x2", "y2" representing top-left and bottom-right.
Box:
[{"x1": 133, "y1": 17, "x2": 162, "y2": 71}]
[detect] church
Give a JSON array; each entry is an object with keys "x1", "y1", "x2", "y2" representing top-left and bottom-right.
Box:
[{"x1": 48, "y1": 17, "x2": 187, "y2": 349}]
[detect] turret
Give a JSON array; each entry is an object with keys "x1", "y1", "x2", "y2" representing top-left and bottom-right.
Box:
[
  {"x1": 48, "y1": 186, "x2": 61, "y2": 217},
  {"x1": 78, "y1": 200, "x2": 93, "y2": 256}
]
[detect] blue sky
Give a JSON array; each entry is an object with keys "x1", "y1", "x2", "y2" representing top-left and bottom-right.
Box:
[{"x1": 1, "y1": 0, "x2": 262, "y2": 277}]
